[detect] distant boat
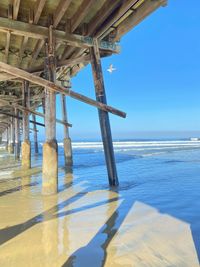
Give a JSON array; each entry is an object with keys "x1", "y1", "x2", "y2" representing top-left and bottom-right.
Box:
[{"x1": 190, "y1": 138, "x2": 200, "y2": 141}]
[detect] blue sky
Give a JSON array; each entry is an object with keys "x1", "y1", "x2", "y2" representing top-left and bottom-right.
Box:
[{"x1": 36, "y1": 1, "x2": 200, "y2": 140}]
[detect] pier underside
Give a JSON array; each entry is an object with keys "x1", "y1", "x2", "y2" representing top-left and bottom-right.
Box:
[{"x1": 0, "y1": 0, "x2": 166, "y2": 191}]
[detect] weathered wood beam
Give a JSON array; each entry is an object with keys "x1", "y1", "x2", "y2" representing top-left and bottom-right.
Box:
[
  {"x1": 90, "y1": 39, "x2": 118, "y2": 186},
  {"x1": 0, "y1": 111, "x2": 45, "y2": 127},
  {"x1": 12, "y1": 0, "x2": 21, "y2": 20},
  {"x1": 29, "y1": 54, "x2": 92, "y2": 73},
  {"x1": 34, "y1": 0, "x2": 46, "y2": 24},
  {"x1": 0, "y1": 61, "x2": 126, "y2": 118},
  {"x1": 18, "y1": 36, "x2": 29, "y2": 66},
  {"x1": 53, "y1": 0, "x2": 73, "y2": 28},
  {"x1": 70, "y1": 0, "x2": 94, "y2": 33},
  {"x1": 5, "y1": 32, "x2": 11, "y2": 63},
  {"x1": 0, "y1": 72, "x2": 15, "y2": 81},
  {"x1": 114, "y1": 0, "x2": 167, "y2": 41},
  {"x1": 95, "y1": 0, "x2": 139, "y2": 38},
  {"x1": 0, "y1": 17, "x2": 120, "y2": 53},
  {"x1": 87, "y1": 0, "x2": 122, "y2": 36},
  {"x1": 22, "y1": 80, "x2": 30, "y2": 141},
  {"x1": 28, "y1": 39, "x2": 44, "y2": 68}
]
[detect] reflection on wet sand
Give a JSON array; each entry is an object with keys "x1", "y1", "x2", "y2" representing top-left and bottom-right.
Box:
[{"x1": 0, "y1": 164, "x2": 199, "y2": 266}]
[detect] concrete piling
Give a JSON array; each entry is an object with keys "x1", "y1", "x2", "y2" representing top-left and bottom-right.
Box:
[
  {"x1": 42, "y1": 140, "x2": 58, "y2": 195},
  {"x1": 21, "y1": 140, "x2": 31, "y2": 169}
]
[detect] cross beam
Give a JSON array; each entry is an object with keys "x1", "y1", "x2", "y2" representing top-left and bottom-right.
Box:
[
  {"x1": 0, "y1": 98, "x2": 72, "y2": 127},
  {"x1": 0, "y1": 17, "x2": 120, "y2": 53},
  {"x1": 0, "y1": 62, "x2": 126, "y2": 118},
  {"x1": 0, "y1": 111, "x2": 45, "y2": 127}
]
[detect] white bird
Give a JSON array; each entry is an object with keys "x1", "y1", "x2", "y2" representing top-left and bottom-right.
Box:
[{"x1": 107, "y1": 64, "x2": 116, "y2": 73}]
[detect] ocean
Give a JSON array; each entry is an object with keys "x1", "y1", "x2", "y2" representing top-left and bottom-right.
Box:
[{"x1": 0, "y1": 139, "x2": 200, "y2": 266}]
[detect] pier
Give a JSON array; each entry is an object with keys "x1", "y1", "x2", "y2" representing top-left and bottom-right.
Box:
[{"x1": 0, "y1": 0, "x2": 166, "y2": 192}]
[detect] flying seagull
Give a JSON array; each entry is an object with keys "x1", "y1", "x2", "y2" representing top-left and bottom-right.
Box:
[{"x1": 107, "y1": 64, "x2": 116, "y2": 73}]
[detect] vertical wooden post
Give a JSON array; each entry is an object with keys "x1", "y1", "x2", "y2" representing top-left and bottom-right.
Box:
[
  {"x1": 21, "y1": 80, "x2": 31, "y2": 169},
  {"x1": 60, "y1": 93, "x2": 73, "y2": 166},
  {"x1": 32, "y1": 114, "x2": 39, "y2": 154},
  {"x1": 10, "y1": 117, "x2": 15, "y2": 154},
  {"x1": 42, "y1": 24, "x2": 58, "y2": 195},
  {"x1": 7, "y1": 125, "x2": 11, "y2": 152},
  {"x1": 90, "y1": 39, "x2": 119, "y2": 186},
  {"x1": 5, "y1": 127, "x2": 9, "y2": 151},
  {"x1": 15, "y1": 108, "x2": 20, "y2": 160}
]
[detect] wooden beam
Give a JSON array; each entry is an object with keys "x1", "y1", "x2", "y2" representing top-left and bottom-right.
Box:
[
  {"x1": 114, "y1": 0, "x2": 167, "y2": 41},
  {"x1": 5, "y1": 32, "x2": 11, "y2": 63},
  {"x1": 90, "y1": 39, "x2": 118, "y2": 186},
  {"x1": 0, "y1": 17, "x2": 120, "y2": 53},
  {"x1": 0, "y1": 72, "x2": 15, "y2": 81},
  {"x1": 22, "y1": 80, "x2": 30, "y2": 141},
  {"x1": 53, "y1": 0, "x2": 73, "y2": 28},
  {"x1": 12, "y1": 0, "x2": 21, "y2": 20},
  {"x1": 34, "y1": 0, "x2": 46, "y2": 24},
  {"x1": 28, "y1": 39, "x2": 44, "y2": 68},
  {"x1": 0, "y1": 111, "x2": 45, "y2": 127},
  {"x1": 95, "y1": 0, "x2": 139, "y2": 38},
  {"x1": 15, "y1": 109, "x2": 20, "y2": 160},
  {"x1": 87, "y1": 0, "x2": 122, "y2": 36},
  {"x1": 32, "y1": 114, "x2": 39, "y2": 153},
  {"x1": 71, "y1": 0, "x2": 94, "y2": 33},
  {"x1": 18, "y1": 36, "x2": 29, "y2": 66},
  {"x1": 0, "y1": 61, "x2": 126, "y2": 118},
  {"x1": 29, "y1": 53, "x2": 92, "y2": 73}
]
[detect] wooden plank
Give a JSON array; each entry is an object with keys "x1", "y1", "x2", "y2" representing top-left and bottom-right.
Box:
[
  {"x1": 4, "y1": 31, "x2": 11, "y2": 63},
  {"x1": 114, "y1": 0, "x2": 167, "y2": 41},
  {"x1": 0, "y1": 61, "x2": 126, "y2": 118},
  {"x1": 90, "y1": 39, "x2": 119, "y2": 186},
  {"x1": 53, "y1": 0, "x2": 73, "y2": 28},
  {"x1": 0, "y1": 17, "x2": 120, "y2": 53},
  {"x1": 87, "y1": 0, "x2": 122, "y2": 36},
  {"x1": 12, "y1": 0, "x2": 21, "y2": 20},
  {"x1": 28, "y1": 39, "x2": 44, "y2": 68},
  {"x1": 34, "y1": 0, "x2": 46, "y2": 24},
  {"x1": 71, "y1": 0, "x2": 94, "y2": 33},
  {"x1": 95, "y1": 0, "x2": 139, "y2": 38}
]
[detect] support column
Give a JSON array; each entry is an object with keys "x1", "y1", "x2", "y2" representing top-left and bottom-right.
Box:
[
  {"x1": 7, "y1": 127, "x2": 10, "y2": 152},
  {"x1": 7, "y1": 124, "x2": 12, "y2": 153},
  {"x1": 32, "y1": 114, "x2": 39, "y2": 154},
  {"x1": 9, "y1": 118, "x2": 15, "y2": 154},
  {"x1": 15, "y1": 108, "x2": 20, "y2": 160},
  {"x1": 21, "y1": 81, "x2": 31, "y2": 169},
  {"x1": 5, "y1": 127, "x2": 8, "y2": 151},
  {"x1": 60, "y1": 93, "x2": 73, "y2": 166},
  {"x1": 90, "y1": 39, "x2": 119, "y2": 186},
  {"x1": 42, "y1": 24, "x2": 58, "y2": 195}
]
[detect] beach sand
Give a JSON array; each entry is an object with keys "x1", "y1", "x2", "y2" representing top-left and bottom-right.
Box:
[{"x1": 0, "y1": 147, "x2": 199, "y2": 267}]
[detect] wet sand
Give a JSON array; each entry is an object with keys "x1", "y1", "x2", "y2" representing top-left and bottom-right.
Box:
[{"x1": 0, "y1": 148, "x2": 199, "y2": 267}]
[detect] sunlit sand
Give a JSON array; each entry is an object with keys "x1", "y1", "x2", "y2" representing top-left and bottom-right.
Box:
[{"x1": 0, "y1": 152, "x2": 199, "y2": 267}]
